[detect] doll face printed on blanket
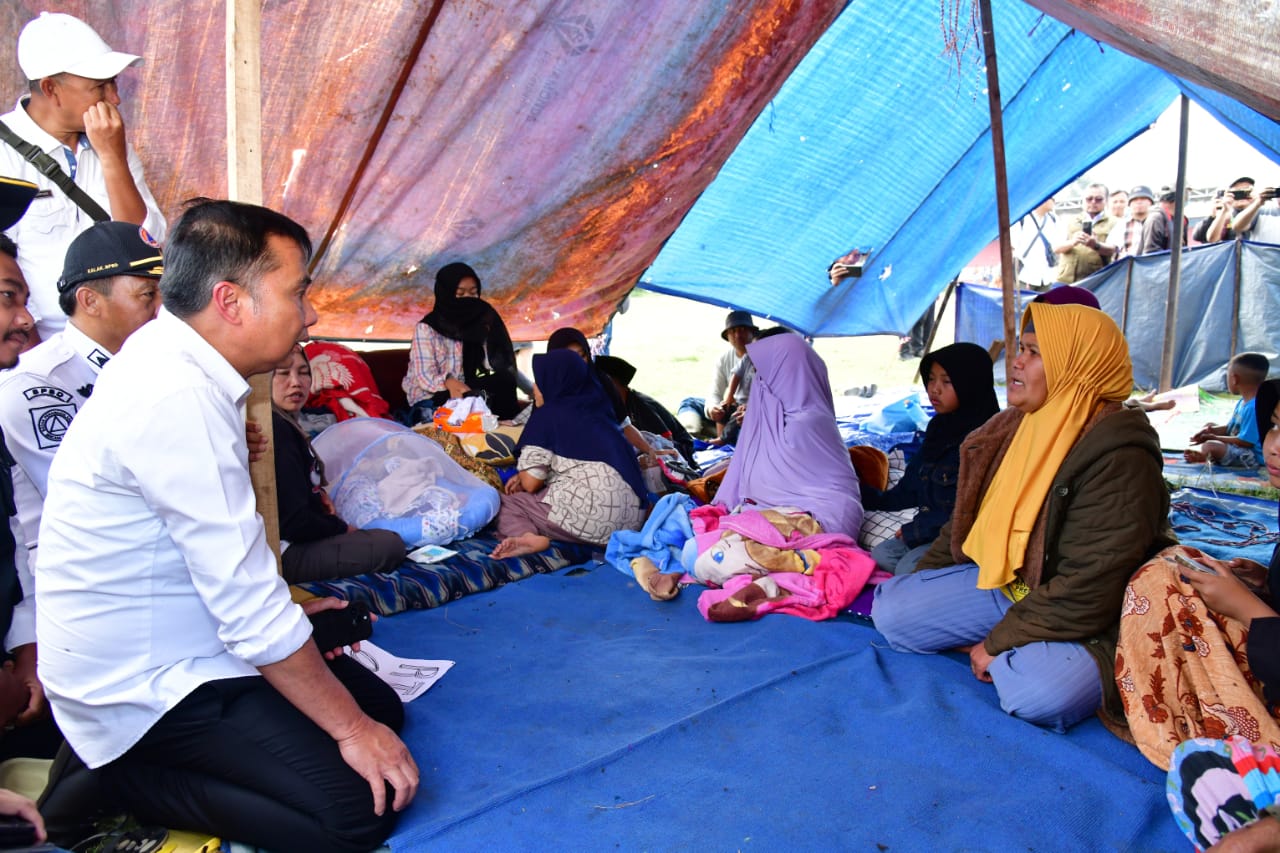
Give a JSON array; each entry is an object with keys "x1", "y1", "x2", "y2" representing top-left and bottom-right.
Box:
[
  {"x1": 272, "y1": 344, "x2": 311, "y2": 414},
  {"x1": 690, "y1": 508, "x2": 822, "y2": 587}
]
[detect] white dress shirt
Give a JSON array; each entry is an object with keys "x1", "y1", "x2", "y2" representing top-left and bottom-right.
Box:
[
  {"x1": 0, "y1": 98, "x2": 167, "y2": 340},
  {"x1": 36, "y1": 309, "x2": 310, "y2": 768}
]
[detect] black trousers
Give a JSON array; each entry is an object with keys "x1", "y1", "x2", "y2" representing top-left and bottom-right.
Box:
[
  {"x1": 281, "y1": 528, "x2": 406, "y2": 584},
  {"x1": 43, "y1": 655, "x2": 405, "y2": 853}
]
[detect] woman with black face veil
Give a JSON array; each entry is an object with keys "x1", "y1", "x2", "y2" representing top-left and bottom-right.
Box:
[{"x1": 402, "y1": 262, "x2": 521, "y2": 420}]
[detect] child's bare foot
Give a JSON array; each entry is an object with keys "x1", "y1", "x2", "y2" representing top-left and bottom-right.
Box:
[
  {"x1": 631, "y1": 556, "x2": 680, "y2": 601},
  {"x1": 1184, "y1": 449, "x2": 1208, "y2": 464},
  {"x1": 491, "y1": 533, "x2": 552, "y2": 559}
]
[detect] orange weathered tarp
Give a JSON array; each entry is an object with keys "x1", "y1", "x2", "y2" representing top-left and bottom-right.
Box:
[{"x1": 0, "y1": 1, "x2": 843, "y2": 340}]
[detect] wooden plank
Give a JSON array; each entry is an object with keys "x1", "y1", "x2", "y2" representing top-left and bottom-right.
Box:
[
  {"x1": 226, "y1": 0, "x2": 281, "y2": 565},
  {"x1": 1158, "y1": 95, "x2": 1190, "y2": 392},
  {"x1": 978, "y1": 0, "x2": 1019, "y2": 377}
]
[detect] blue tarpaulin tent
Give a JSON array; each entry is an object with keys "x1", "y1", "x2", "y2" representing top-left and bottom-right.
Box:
[{"x1": 642, "y1": 0, "x2": 1280, "y2": 337}]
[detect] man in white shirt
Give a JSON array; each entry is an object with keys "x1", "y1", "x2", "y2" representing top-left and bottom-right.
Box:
[
  {"x1": 1012, "y1": 196, "x2": 1058, "y2": 290},
  {"x1": 705, "y1": 310, "x2": 757, "y2": 442},
  {"x1": 35, "y1": 200, "x2": 417, "y2": 851},
  {"x1": 0, "y1": 12, "x2": 167, "y2": 343},
  {"x1": 0, "y1": 221, "x2": 162, "y2": 603}
]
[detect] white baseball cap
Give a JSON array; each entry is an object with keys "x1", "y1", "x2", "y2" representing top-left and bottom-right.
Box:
[{"x1": 18, "y1": 12, "x2": 141, "y2": 81}]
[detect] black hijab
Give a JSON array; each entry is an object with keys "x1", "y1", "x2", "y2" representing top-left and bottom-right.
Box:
[
  {"x1": 916, "y1": 342, "x2": 999, "y2": 463},
  {"x1": 422, "y1": 262, "x2": 517, "y2": 383}
]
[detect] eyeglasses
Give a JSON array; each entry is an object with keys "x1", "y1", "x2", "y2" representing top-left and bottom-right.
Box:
[{"x1": 1083, "y1": 195, "x2": 1105, "y2": 202}]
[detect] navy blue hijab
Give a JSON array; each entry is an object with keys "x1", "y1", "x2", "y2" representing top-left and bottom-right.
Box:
[
  {"x1": 1256, "y1": 380, "x2": 1280, "y2": 603},
  {"x1": 519, "y1": 350, "x2": 648, "y2": 502}
]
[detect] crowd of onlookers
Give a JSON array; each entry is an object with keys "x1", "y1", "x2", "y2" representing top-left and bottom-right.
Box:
[{"x1": 1009, "y1": 177, "x2": 1280, "y2": 290}]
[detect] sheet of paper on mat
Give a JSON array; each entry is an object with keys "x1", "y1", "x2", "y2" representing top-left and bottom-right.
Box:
[{"x1": 347, "y1": 640, "x2": 454, "y2": 703}]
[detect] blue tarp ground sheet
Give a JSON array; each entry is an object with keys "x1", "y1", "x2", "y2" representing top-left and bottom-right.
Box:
[{"x1": 374, "y1": 564, "x2": 1184, "y2": 851}]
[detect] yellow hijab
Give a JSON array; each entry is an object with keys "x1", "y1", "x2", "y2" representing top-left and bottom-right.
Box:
[{"x1": 964, "y1": 303, "x2": 1133, "y2": 590}]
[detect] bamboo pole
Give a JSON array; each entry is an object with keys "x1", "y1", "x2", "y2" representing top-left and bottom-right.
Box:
[
  {"x1": 227, "y1": 0, "x2": 281, "y2": 565},
  {"x1": 1158, "y1": 95, "x2": 1190, "y2": 392},
  {"x1": 977, "y1": 0, "x2": 1018, "y2": 377}
]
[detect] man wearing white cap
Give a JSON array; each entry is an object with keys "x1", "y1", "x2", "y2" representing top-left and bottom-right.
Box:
[{"x1": 0, "y1": 12, "x2": 166, "y2": 344}]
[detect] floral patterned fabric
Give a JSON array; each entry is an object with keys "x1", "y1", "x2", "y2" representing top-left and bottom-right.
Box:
[{"x1": 1115, "y1": 547, "x2": 1280, "y2": 767}]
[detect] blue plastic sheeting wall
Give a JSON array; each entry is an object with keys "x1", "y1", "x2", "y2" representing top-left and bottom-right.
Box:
[
  {"x1": 640, "y1": 0, "x2": 1280, "y2": 337},
  {"x1": 953, "y1": 281, "x2": 1040, "y2": 349},
  {"x1": 1086, "y1": 241, "x2": 1280, "y2": 390}
]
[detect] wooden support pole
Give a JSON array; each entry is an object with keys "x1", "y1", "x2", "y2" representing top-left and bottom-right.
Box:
[
  {"x1": 1158, "y1": 95, "x2": 1191, "y2": 392},
  {"x1": 227, "y1": 0, "x2": 281, "y2": 565},
  {"x1": 977, "y1": 0, "x2": 1018, "y2": 378}
]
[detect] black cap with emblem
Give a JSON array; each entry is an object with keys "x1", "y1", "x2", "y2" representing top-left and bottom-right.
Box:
[{"x1": 58, "y1": 221, "x2": 164, "y2": 294}]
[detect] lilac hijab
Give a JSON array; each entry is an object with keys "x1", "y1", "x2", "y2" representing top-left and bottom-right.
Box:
[{"x1": 715, "y1": 334, "x2": 862, "y2": 536}]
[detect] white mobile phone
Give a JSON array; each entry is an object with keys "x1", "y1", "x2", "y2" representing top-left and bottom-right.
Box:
[{"x1": 1172, "y1": 552, "x2": 1217, "y2": 575}]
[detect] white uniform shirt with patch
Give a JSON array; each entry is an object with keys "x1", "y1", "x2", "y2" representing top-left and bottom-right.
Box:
[
  {"x1": 0, "y1": 98, "x2": 167, "y2": 340},
  {"x1": 0, "y1": 323, "x2": 111, "y2": 567},
  {"x1": 35, "y1": 309, "x2": 310, "y2": 768}
]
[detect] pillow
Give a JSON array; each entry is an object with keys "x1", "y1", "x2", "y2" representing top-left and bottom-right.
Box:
[{"x1": 858, "y1": 447, "x2": 918, "y2": 549}]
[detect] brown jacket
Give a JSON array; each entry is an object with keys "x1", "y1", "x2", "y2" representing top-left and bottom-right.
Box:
[{"x1": 918, "y1": 404, "x2": 1175, "y2": 720}]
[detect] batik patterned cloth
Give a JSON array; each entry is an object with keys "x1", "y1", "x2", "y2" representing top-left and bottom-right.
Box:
[{"x1": 1115, "y1": 550, "x2": 1280, "y2": 767}]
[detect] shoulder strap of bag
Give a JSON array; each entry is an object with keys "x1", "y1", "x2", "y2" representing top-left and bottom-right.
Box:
[{"x1": 0, "y1": 120, "x2": 110, "y2": 222}]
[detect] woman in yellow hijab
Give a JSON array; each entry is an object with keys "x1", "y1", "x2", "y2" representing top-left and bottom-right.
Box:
[{"x1": 871, "y1": 301, "x2": 1173, "y2": 732}]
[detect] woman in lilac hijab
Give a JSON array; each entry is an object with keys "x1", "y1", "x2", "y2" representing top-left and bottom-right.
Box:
[{"x1": 715, "y1": 333, "x2": 862, "y2": 536}]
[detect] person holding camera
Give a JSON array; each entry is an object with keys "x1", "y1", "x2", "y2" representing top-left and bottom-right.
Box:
[
  {"x1": 1054, "y1": 182, "x2": 1118, "y2": 282},
  {"x1": 1231, "y1": 182, "x2": 1280, "y2": 243},
  {"x1": 1195, "y1": 176, "x2": 1254, "y2": 244}
]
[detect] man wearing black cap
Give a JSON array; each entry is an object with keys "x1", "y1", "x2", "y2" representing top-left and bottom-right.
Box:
[
  {"x1": 704, "y1": 310, "x2": 758, "y2": 443},
  {"x1": 1142, "y1": 187, "x2": 1188, "y2": 254},
  {"x1": 1231, "y1": 182, "x2": 1280, "y2": 244},
  {"x1": 0, "y1": 221, "x2": 163, "y2": 604},
  {"x1": 0, "y1": 12, "x2": 166, "y2": 344},
  {"x1": 1196, "y1": 177, "x2": 1254, "y2": 244}
]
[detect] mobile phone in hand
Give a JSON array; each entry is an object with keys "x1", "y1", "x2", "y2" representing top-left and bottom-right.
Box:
[
  {"x1": 1081, "y1": 219, "x2": 1093, "y2": 236},
  {"x1": 1172, "y1": 552, "x2": 1217, "y2": 575},
  {"x1": 309, "y1": 602, "x2": 373, "y2": 650},
  {"x1": 0, "y1": 815, "x2": 38, "y2": 847}
]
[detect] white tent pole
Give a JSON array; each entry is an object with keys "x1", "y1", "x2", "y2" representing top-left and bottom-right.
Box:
[
  {"x1": 227, "y1": 0, "x2": 281, "y2": 565},
  {"x1": 977, "y1": 0, "x2": 1018, "y2": 375},
  {"x1": 1158, "y1": 95, "x2": 1191, "y2": 392}
]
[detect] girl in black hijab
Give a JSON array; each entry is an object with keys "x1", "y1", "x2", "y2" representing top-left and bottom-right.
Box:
[
  {"x1": 402, "y1": 262, "x2": 521, "y2": 420},
  {"x1": 862, "y1": 342, "x2": 999, "y2": 574}
]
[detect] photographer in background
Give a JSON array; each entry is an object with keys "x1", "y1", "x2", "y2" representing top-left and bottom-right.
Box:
[
  {"x1": 1231, "y1": 182, "x2": 1280, "y2": 244},
  {"x1": 1196, "y1": 176, "x2": 1254, "y2": 244},
  {"x1": 1054, "y1": 183, "x2": 1118, "y2": 282}
]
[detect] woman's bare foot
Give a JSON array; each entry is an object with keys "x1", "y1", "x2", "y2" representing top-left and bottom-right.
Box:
[{"x1": 490, "y1": 533, "x2": 552, "y2": 559}]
